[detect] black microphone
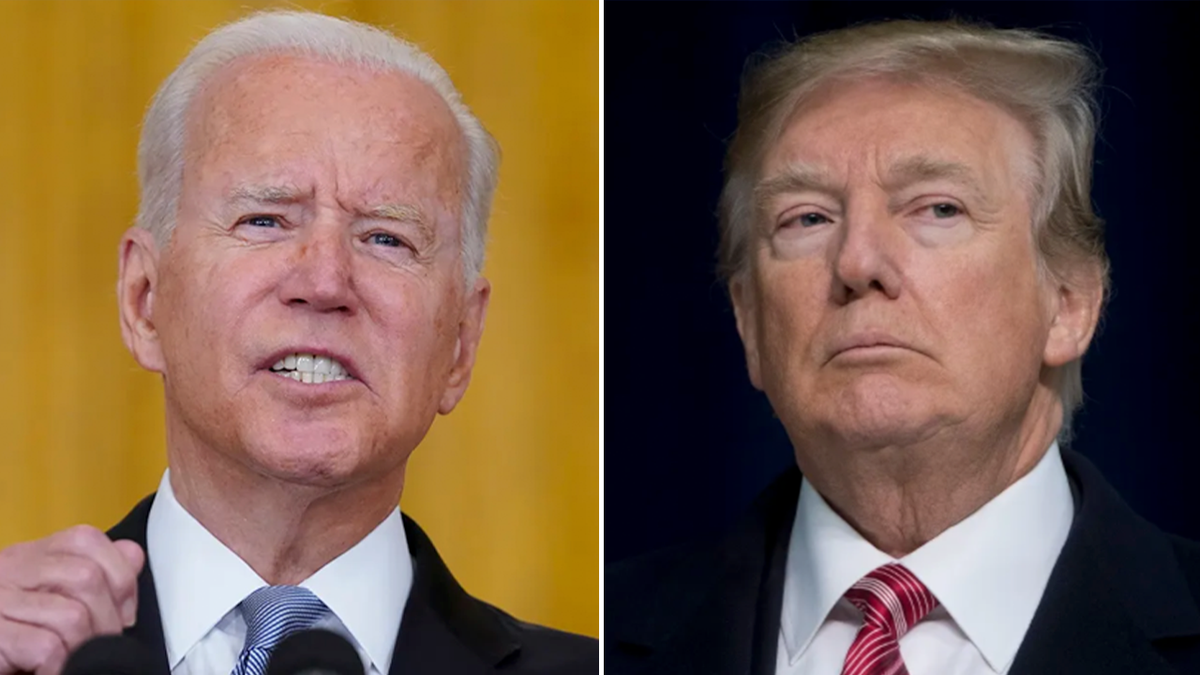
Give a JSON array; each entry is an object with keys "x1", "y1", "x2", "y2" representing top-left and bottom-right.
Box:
[
  {"x1": 266, "y1": 628, "x2": 365, "y2": 675},
  {"x1": 61, "y1": 635, "x2": 155, "y2": 675}
]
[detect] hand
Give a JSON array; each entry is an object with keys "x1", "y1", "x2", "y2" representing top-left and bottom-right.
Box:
[{"x1": 0, "y1": 526, "x2": 145, "y2": 675}]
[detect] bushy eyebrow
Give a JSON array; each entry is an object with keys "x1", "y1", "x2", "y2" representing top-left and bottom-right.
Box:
[
  {"x1": 754, "y1": 155, "x2": 992, "y2": 215},
  {"x1": 224, "y1": 183, "x2": 436, "y2": 245},
  {"x1": 367, "y1": 203, "x2": 425, "y2": 225},
  {"x1": 754, "y1": 162, "x2": 841, "y2": 208},
  {"x1": 365, "y1": 203, "x2": 435, "y2": 245},
  {"x1": 880, "y1": 156, "x2": 987, "y2": 202},
  {"x1": 227, "y1": 183, "x2": 310, "y2": 206}
]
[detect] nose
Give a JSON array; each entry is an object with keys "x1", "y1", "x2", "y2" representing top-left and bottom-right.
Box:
[
  {"x1": 277, "y1": 223, "x2": 358, "y2": 314},
  {"x1": 830, "y1": 205, "x2": 904, "y2": 304}
]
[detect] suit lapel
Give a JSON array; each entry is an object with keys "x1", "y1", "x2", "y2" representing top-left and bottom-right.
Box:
[
  {"x1": 1009, "y1": 450, "x2": 1200, "y2": 674},
  {"x1": 107, "y1": 494, "x2": 172, "y2": 675},
  {"x1": 1009, "y1": 533, "x2": 1174, "y2": 674},
  {"x1": 750, "y1": 483, "x2": 793, "y2": 675},
  {"x1": 389, "y1": 515, "x2": 521, "y2": 675}
]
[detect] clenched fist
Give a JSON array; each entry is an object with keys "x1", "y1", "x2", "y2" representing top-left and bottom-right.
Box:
[{"x1": 0, "y1": 525, "x2": 144, "y2": 675}]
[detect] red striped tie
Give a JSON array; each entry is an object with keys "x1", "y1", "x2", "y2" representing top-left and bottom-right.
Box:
[{"x1": 840, "y1": 563, "x2": 938, "y2": 675}]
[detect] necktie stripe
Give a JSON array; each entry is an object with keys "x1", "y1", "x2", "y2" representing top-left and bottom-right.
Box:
[
  {"x1": 861, "y1": 577, "x2": 905, "y2": 635},
  {"x1": 878, "y1": 566, "x2": 923, "y2": 625},
  {"x1": 846, "y1": 633, "x2": 885, "y2": 664},
  {"x1": 889, "y1": 566, "x2": 933, "y2": 625},
  {"x1": 846, "y1": 628, "x2": 897, "y2": 673},
  {"x1": 854, "y1": 645, "x2": 893, "y2": 675},
  {"x1": 845, "y1": 635, "x2": 891, "y2": 672},
  {"x1": 868, "y1": 564, "x2": 902, "y2": 619},
  {"x1": 231, "y1": 586, "x2": 331, "y2": 675},
  {"x1": 840, "y1": 564, "x2": 938, "y2": 675}
]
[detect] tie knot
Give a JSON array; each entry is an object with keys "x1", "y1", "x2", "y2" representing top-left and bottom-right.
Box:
[
  {"x1": 240, "y1": 585, "x2": 330, "y2": 651},
  {"x1": 843, "y1": 563, "x2": 938, "y2": 639}
]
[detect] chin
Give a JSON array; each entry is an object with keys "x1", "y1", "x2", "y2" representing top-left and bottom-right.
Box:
[
  {"x1": 826, "y1": 413, "x2": 943, "y2": 450},
  {"x1": 242, "y1": 426, "x2": 371, "y2": 488},
  {"x1": 820, "y1": 376, "x2": 951, "y2": 448}
]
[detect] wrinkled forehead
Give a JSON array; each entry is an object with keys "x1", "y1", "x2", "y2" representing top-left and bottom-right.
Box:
[
  {"x1": 762, "y1": 75, "x2": 1039, "y2": 193},
  {"x1": 182, "y1": 53, "x2": 467, "y2": 219}
]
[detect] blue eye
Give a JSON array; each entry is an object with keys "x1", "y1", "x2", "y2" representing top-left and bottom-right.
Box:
[
  {"x1": 242, "y1": 215, "x2": 281, "y2": 228},
  {"x1": 786, "y1": 212, "x2": 831, "y2": 228},
  {"x1": 930, "y1": 203, "x2": 961, "y2": 218},
  {"x1": 368, "y1": 232, "x2": 403, "y2": 247}
]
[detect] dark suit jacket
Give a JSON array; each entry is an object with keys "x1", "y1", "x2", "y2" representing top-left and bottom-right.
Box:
[
  {"x1": 607, "y1": 449, "x2": 1200, "y2": 674},
  {"x1": 107, "y1": 495, "x2": 597, "y2": 675}
]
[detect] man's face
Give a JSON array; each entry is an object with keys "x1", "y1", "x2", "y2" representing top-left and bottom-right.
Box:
[
  {"x1": 124, "y1": 55, "x2": 487, "y2": 487},
  {"x1": 733, "y1": 78, "x2": 1075, "y2": 453}
]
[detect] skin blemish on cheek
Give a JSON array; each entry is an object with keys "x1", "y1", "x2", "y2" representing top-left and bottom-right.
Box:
[{"x1": 432, "y1": 312, "x2": 449, "y2": 337}]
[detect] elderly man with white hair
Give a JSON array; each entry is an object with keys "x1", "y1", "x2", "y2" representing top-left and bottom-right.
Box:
[
  {"x1": 608, "y1": 19, "x2": 1200, "y2": 675},
  {"x1": 0, "y1": 11, "x2": 595, "y2": 675}
]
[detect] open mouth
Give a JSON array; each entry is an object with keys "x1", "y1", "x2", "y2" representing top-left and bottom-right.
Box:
[{"x1": 268, "y1": 353, "x2": 355, "y2": 384}]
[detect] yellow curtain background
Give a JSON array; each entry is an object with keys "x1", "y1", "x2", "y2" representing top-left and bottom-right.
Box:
[{"x1": 0, "y1": 1, "x2": 598, "y2": 636}]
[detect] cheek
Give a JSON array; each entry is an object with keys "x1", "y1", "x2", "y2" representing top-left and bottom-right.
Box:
[
  {"x1": 939, "y1": 249, "x2": 1047, "y2": 370},
  {"x1": 156, "y1": 252, "x2": 267, "y2": 377},
  {"x1": 755, "y1": 264, "x2": 827, "y2": 367},
  {"x1": 185, "y1": 279, "x2": 243, "y2": 330},
  {"x1": 368, "y1": 283, "x2": 461, "y2": 380}
]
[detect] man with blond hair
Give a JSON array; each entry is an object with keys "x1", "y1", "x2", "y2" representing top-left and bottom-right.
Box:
[
  {"x1": 608, "y1": 19, "x2": 1200, "y2": 675},
  {"x1": 0, "y1": 10, "x2": 595, "y2": 675}
]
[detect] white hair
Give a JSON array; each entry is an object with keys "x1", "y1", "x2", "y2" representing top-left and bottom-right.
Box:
[{"x1": 136, "y1": 9, "x2": 499, "y2": 283}]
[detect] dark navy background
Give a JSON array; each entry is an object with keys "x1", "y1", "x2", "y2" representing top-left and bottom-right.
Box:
[{"x1": 604, "y1": 2, "x2": 1200, "y2": 564}]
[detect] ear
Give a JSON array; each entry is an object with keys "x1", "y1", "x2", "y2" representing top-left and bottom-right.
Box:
[
  {"x1": 730, "y1": 275, "x2": 765, "y2": 391},
  {"x1": 1043, "y1": 263, "x2": 1105, "y2": 368},
  {"x1": 438, "y1": 276, "x2": 491, "y2": 415},
  {"x1": 117, "y1": 227, "x2": 167, "y2": 374}
]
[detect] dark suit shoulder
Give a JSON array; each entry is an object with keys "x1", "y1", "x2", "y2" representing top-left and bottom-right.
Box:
[
  {"x1": 482, "y1": 604, "x2": 598, "y2": 674},
  {"x1": 609, "y1": 537, "x2": 708, "y2": 605},
  {"x1": 607, "y1": 468, "x2": 800, "y2": 665},
  {"x1": 1168, "y1": 533, "x2": 1200, "y2": 603},
  {"x1": 398, "y1": 514, "x2": 596, "y2": 674},
  {"x1": 608, "y1": 540, "x2": 714, "y2": 655},
  {"x1": 609, "y1": 468, "x2": 800, "y2": 605}
]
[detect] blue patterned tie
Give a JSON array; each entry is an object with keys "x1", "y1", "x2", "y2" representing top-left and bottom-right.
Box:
[{"x1": 230, "y1": 586, "x2": 330, "y2": 675}]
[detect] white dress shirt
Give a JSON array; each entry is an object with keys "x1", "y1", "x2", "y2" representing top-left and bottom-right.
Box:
[
  {"x1": 776, "y1": 443, "x2": 1074, "y2": 675},
  {"x1": 146, "y1": 470, "x2": 414, "y2": 675}
]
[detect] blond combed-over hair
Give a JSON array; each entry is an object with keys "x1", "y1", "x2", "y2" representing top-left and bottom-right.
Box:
[
  {"x1": 136, "y1": 10, "x2": 499, "y2": 284},
  {"x1": 717, "y1": 19, "x2": 1110, "y2": 440}
]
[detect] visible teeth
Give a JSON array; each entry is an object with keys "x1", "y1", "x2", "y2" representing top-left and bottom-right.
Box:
[{"x1": 269, "y1": 352, "x2": 354, "y2": 383}]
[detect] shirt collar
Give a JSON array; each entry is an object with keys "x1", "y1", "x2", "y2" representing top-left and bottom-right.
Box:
[
  {"x1": 147, "y1": 470, "x2": 413, "y2": 674},
  {"x1": 781, "y1": 442, "x2": 1074, "y2": 672},
  {"x1": 302, "y1": 504, "x2": 411, "y2": 674}
]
